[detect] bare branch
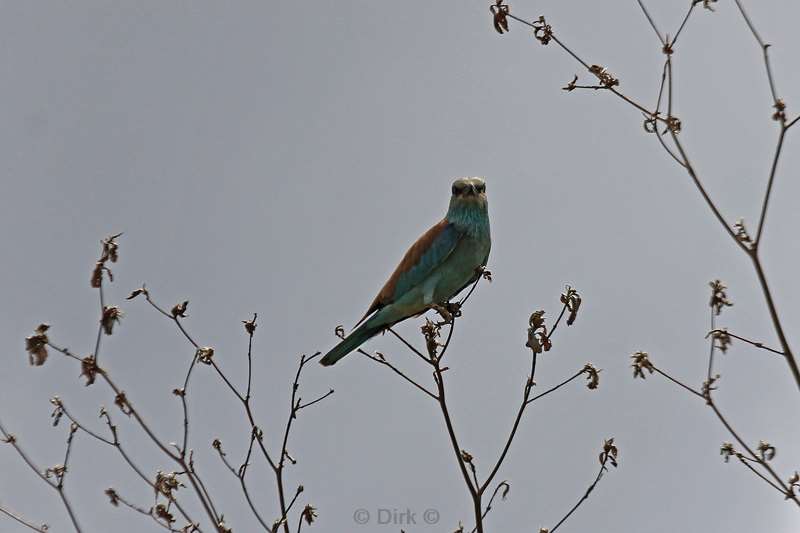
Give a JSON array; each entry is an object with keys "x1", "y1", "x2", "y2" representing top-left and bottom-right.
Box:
[
  {"x1": 706, "y1": 329, "x2": 784, "y2": 357},
  {"x1": 0, "y1": 503, "x2": 49, "y2": 533},
  {"x1": 651, "y1": 366, "x2": 705, "y2": 399},
  {"x1": 526, "y1": 369, "x2": 585, "y2": 405},
  {"x1": 732, "y1": 0, "x2": 782, "y2": 106},
  {"x1": 671, "y1": 2, "x2": 698, "y2": 47},
  {"x1": 471, "y1": 481, "x2": 510, "y2": 532},
  {"x1": 635, "y1": 0, "x2": 666, "y2": 45},
  {"x1": 545, "y1": 439, "x2": 618, "y2": 533},
  {"x1": 755, "y1": 127, "x2": 787, "y2": 246},
  {"x1": 358, "y1": 347, "x2": 439, "y2": 400}
]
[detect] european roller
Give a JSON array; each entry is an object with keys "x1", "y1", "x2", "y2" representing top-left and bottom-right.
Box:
[{"x1": 320, "y1": 177, "x2": 491, "y2": 366}]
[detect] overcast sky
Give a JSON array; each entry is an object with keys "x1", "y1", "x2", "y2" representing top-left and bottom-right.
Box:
[{"x1": 1, "y1": 1, "x2": 799, "y2": 532}]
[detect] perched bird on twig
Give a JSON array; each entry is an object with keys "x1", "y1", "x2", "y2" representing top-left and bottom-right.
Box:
[{"x1": 321, "y1": 177, "x2": 491, "y2": 366}]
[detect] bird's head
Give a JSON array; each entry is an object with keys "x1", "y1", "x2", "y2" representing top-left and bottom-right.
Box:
[
  {"x1": 449, "y1": 177, "x2": 487, "y2": 209},
  {"x1": 447, "y1": 177, "x2": 489, "y2": 231}
]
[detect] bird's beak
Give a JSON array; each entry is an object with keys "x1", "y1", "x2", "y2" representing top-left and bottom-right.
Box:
[{"x1": 466, "y1": 184, "x2": 477, "y2": 196}]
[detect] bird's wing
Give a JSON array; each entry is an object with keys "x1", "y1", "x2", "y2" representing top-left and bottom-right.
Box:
[
  {"x1": 451, "y1": 246, "x2": 491, "y2": 299},
  {"x1": 355, "y1": 219, "x2": 464, "y2": 326}
]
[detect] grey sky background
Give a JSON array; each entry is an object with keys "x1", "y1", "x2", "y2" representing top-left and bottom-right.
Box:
[{"x1": 1, "y1": 1, "x2": 799, "y2": 532}]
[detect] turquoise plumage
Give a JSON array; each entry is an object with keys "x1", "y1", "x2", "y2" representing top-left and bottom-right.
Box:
[{"x1": 321, "y1": 177, "x2": 491, "y2": 366}]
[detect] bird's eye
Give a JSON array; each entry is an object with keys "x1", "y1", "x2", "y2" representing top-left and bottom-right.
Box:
[
  {"x1": 476, "y1": 183, "x2": 486, "y2": 193},
  {"x1": 452, "y1": 184, "x2": 463, "y2": 195}
]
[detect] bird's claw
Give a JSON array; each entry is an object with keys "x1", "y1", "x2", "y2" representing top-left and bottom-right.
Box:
[
  {"x1": 432, "y1": 302, "x2": 462, "y2": 325},
  {"x1": 445, "y1": 301, "x2": 462, "y2": 318}
]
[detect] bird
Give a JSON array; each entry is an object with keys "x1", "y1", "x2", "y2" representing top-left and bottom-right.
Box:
[{"x1": 320, "y1": 177, "x2": 491, "y2": 366}]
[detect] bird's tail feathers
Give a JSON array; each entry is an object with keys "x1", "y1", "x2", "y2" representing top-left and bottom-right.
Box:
[{"x1": 320, "y1": 322, "x2": 381, "y2": 366}]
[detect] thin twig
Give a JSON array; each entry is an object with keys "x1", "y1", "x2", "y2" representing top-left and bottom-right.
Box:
[
  {"x1": 88, "y1": 408, "x2": 200, "y2": 528},
  {"x1": 271, "y1": 352, "x2": 331, "y2": 533},
  {"x1": 0, "y1": 420, "x2": 55, "y2": 486},
  {"x1": 707, "y1": 399, "x2": 794, "y2": 503},
  {"x1": 652, "y1": 367, "x2": 704, "y2": 399},
  {"x1": 358, "y1": 347, "x2": 438, "y2": 400},
  {"x1": 671, "y1": 2, "x2": 697, "y2": 47},
  {"x1": 110, "y1": 490, "x2": 195, "y2": 532},
  {"x1": 655, "y1": 127, "x2": 687, "y2": 167},
  {"x1": 387, "y1": 327, "x2": 431, "y2": 365},
  {"x1": 526, "y1": 369, "x2": 585, "y2": 405},
  {"x1": 653, "y1": 59, "x2": 687, "y2": 167},
  {"x1": 651, "y1": 359, "x2": 796, "y2": 504},
  {"x1": 0, "y1": 503, "x2": 49, "y2": 532},
  {"x1": 471, "y1": 481, "x2": 510, "y2": 533},
  {"x1": 272, "y1": 486, "x2": 304, "y2": 533},
  {"x1": 423, "y1": 319, "x2": 485, "y2": 531},
  {"x1": 546, "y1": 299, "x2": 571, "y2": 340},
  {"x1": 186, "y1": 455, "x2": 220, "y2": 527},
  {"x1": 480, "y1": 355, "x2": 539, "y2": 496},
  {"x1": 92, "y1": 287, "x2": 105, "y2": 367},
  {"x1": 209, "y1": 362, "x2": 246, "y2": 403},
  {"x1": 707, "y1": 311, "x2": 716, "y2": 381},
  {"x1": 433, "y1": 364, "x2": 483, "y2": 531},
  {"x1": 749, "y1": 253, "x2": 800, "y2": 390},
  {"x1": 297, "y1": 390, "x2": 335, "y2": 411},
  {"x1": 732, "y1": 0, "x2": 781, "y2": 105},
  {"x1": 59, "y1": 404, "x2": 114, "y2": 445},
  {"x1": 213, "y1": 434, "x2": 271, "y2": 531},
  {"x1": 755, "y1": 127, "x2": 787, "y2": 246},
  {"x1": 635, "y1": 0, "x2": 666, "y2": 45},
  {"x1": 736, "y1": 455, "x2": 787, "y2": 495},
  {"x1": 547, "y1": 455, "x2": 612, "y2": 533},
  {"x1": 95, "y1": 359, "x2": 220, "y2": 528},
  {"x1": 706, "y1": 329, "x2": 784, "y2": 356},
  {"x1": 667, "y1": 101, "x2": 748, "y2": 252},
  {"x1": 56, "y1": 426, "x2": 81, "y2": 533},
  {"x1": 458, "y1": 271, "x2": 486, "y2": 307},
  {"x1": 507, "y1": 14, "x2": 590, "y2": 70},
  {"x1": 0, "y1": 420, "x2": 84, "y2": 533},
  {"x1": 180, "y1": 355, "x2": 199, "y2": 456}
]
